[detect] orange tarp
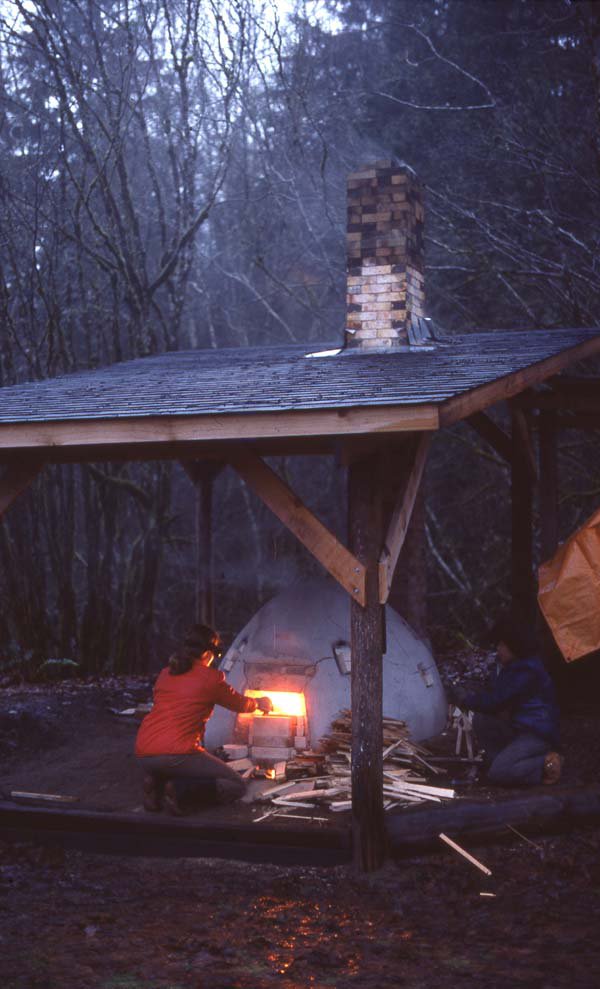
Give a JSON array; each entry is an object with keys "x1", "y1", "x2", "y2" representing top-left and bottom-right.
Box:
[{"x1": 538, "y1": 507, "x2": 600, "y2": 662}]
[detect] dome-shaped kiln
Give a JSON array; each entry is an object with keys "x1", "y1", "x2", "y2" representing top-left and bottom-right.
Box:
[{"x1": 205, "y1": 577, "x2": 447, "y2": 754}]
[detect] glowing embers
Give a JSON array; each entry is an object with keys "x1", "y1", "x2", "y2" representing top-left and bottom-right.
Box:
[{"x1": 245, "y1": 689, "x2": 306, "y2": 718}]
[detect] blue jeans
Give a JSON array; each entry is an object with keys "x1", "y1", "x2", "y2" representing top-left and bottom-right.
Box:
[
  {"x1": 473, "y1": 713, "x2": 549, "y2": 786},
  {"x1": 137, "y1": 750, "x2": 246, "y2": 804}
]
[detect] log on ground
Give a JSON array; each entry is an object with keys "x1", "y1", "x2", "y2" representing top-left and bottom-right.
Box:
[{"x1": 386, "y1": 785, "x2": 600, "y2": 856}]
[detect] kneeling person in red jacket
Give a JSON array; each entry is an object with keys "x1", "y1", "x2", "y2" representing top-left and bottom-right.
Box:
[{"x1": 136, "y1": 624, "x2": 272, "y2": 814}]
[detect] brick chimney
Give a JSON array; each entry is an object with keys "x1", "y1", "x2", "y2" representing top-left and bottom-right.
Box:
[{"x1": 345, "y1": 161, "x2": 426, "y2": 350}]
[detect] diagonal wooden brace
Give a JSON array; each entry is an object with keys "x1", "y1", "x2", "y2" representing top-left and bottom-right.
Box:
[
  {"x1": 0, "y1": 460, "x2": 44, "y2": 518},
  {"x1": 228, "y1": 449, "x2": 367, "y2": 606},
  {"x1": 466, "y1": 411, "x2": 512, "y2": 463},
  {"x1": 378, "y1": 434, "x2": 431, "y2": 604}
]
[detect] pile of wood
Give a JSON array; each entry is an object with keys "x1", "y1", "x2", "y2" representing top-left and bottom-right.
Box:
[{"x1": 252, "y1": 710, "x2": 457, "y2": 822}]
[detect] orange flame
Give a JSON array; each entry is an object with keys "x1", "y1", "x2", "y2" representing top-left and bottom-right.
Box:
[{"x1": 245, "y1": 689, "x2": 306, "y2": 718}]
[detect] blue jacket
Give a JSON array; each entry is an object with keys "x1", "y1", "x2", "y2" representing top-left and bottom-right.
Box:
[{"x1": 463, "y1": 655, "x2": 560, "y2": 748}]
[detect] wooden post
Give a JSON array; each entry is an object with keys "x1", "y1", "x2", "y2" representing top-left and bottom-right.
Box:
[
  {"x1": 188, "y1": 463, "x2": 222, "y2": 628},
  {"x1": 539, "y1": 410, "x2": 559, "y2": 563},
  {"x1": 511, "y1": 409, "x2": 535, "y2": 628},
  {"x1": 538, "y1": 409, "x2": 563, "y2": 676},
  {"x1": 348, "y1": 453, "x2": 386, "y2": 871}
]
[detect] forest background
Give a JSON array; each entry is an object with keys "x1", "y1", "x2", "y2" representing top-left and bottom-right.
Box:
[{"x1": 1, "y1": 0, "x2": 599, "y2": 676}]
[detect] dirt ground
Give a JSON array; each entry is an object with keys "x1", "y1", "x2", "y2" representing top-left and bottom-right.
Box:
[{"x1": 0, "y1": 665, "x2": 600, "y2": 988}]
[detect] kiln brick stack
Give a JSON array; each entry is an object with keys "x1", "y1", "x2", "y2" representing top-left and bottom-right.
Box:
[{"x1": 346, "y1": 161, "x2": 425, "y2": 350}]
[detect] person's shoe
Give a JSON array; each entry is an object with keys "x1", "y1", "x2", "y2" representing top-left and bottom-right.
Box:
[
  {"x1": 542, "y1": 751, "x2": 563, "y2": 785},
  {"x1": 163, "y1": 779, "x2": 185, "y2": 816},
  {"x1": 142, "y1": 774, "x2": 162, "y2": 813}
]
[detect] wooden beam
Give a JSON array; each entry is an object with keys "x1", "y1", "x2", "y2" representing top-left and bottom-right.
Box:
[
  {"x1": 439, "y1": 334, "x2": 600, "y2": 426},
  {"x1": 555, "y1": 412, "x2": 600, "y2": 431},
  {"x1": 0, "y1": 460, "x2": 44, "y2": 518},
  {"x1": 0, "y1": 437, "x2": 348, "y2": 466},
  {"x1": 548, "y1": 375, "x2": 600, "y2": 401},
  {"x1": 378, "y1": 434, "x2": 431, "y2": 604},
  {"x1": 0, "y1": 403, "x2": 440, "y2": 454},
  {"x1": 227, "y1": 450, "x2": 367, "y2": 606},
  {"x1": 466, "y1": 411, "x2": 512, "y2": 463},
  {"x1": 514, "y1": 382, "x2": 600, "y2": 415},
  {"x1": 348, "y1": 453, "x2": 386, "y2": 872},
  {"x1": 511, "y1": 409, "x2": 535, "y2": 628}
]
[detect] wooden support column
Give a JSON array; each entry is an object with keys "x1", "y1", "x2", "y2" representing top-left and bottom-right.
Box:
[
  {"x1": 348, "y1": 453, "x2": 386, "y2": 872},
  {"x1": 511, "y1": 409, "x2": 535, "y2": 628},
  {"x1": 539, "y1": 410, "x2": 559, "y2": 564},
  {"x1": 182, "y1": 461, "x2": 223, "y2": 628}
]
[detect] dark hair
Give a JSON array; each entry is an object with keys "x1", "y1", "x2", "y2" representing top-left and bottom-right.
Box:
[
  {"x1": 168, "y1": 624, "x2": 219, "y2": 676},
  {"x1": 486, "y1": 613, "x2": 537, "y2": 660}
]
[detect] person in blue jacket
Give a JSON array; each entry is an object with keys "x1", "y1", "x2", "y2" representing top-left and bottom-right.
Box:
[{"x1": 448, "y1": 616, "x2": 562, "y2": 786}]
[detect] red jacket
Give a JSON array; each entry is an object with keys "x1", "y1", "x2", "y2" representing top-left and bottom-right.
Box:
[{"x1": 135, "y1": 661, "x2": 256, "y2": 756}]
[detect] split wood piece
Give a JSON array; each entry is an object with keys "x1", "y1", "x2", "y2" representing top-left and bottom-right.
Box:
[
  {"x1": 228, "y1": 449, "x2": 367, "y2": 606},
  {"x1": 378, "y1": 434, "x2": 431, "y2": 604},
  {"x1": 275, "y1": 814, "x2": 330, "y2": 823},
  {"x1": 439, "y1": 833, "x2": 492, "y2": 876},
  {"x1": 383, "y1": 789, "x2": 427, "y2": 804},
  {"x1": 329, "y1": 800, "x2": 353, "y2": 812},
  {"x1": 11, "y1": 791, "x2": 78, "y2": 804},
  {"x1": 391, "y1": 782, "x2": 455, "y2": 798},
  {"x1": 253, "y1": 808, "x2": 278, "y2": 823},
  {"x1": 466, "y1": 411, "x2": 512, "y2": 463},
  {"x1": 271, "y1": 798, "x2": 316, "y2": 809},
  {"x1": 0, "y1": 461, "x2": 45, "y2": 518},
  {"x1": 275, "y1": 787, "x2": 347, "y2": 803},
  {"x1": 255, "y1": 780, "x2": 310, "y2": 802}
]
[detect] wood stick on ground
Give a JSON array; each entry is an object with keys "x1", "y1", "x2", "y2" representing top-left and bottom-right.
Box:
[
  {"x1": 11, "y1": 791, "x2": 78, "y2": 804},
  {"x1": 439, "y1": 833, "x2": 492, "y2": 876}
]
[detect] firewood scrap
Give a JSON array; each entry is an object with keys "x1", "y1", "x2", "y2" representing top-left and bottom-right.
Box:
[
  {"x1": 11, "y1": 791, "x2": 79, "y2": 804},
  {"x1": 439, "y1": 832, "x2": 492, "y2": 875},
  {"x1": 252, "y1": 711, "x2": 458, "y2": 819}
]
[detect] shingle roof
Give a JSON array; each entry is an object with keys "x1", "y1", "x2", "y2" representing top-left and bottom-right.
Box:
[{"x1": 0, "y1": 329, "x2": 598, "y2": 425}]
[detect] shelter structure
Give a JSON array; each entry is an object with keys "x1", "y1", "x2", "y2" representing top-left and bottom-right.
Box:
[{"x1": 1, "y1": 161, "x2": 599, "y2": 870}]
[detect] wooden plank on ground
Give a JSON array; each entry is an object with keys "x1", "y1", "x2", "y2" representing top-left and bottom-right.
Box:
[{"x1": 229, "y1": 449, "x2": 367, "y2": 606}]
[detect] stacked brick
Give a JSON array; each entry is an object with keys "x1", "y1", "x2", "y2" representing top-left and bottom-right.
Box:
[{"x1": 346, "y1": 161, "x2": 425, "y2": 350}]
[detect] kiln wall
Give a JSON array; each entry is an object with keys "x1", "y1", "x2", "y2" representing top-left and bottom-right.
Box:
[{"x1": 205, "y1": 577, "x2": 448, "y2": 752}]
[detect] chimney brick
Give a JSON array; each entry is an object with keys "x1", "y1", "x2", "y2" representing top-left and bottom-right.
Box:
[{"x1": 345, "y1": 162, "x2": 425, "y2": 350}]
